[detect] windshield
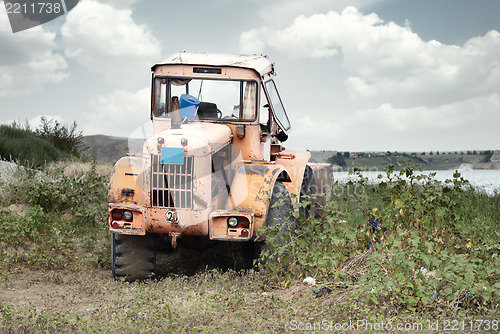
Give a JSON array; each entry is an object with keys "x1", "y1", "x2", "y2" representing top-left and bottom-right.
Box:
[
  {"x1": 264, "y1": 79, "x2": 291, "y2": 132},
  {"x1": 153, "y1": 77, "x2": 257, "y2": 121}
]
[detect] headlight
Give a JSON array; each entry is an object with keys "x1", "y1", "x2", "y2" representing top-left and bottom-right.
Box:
[
  {"x1": 122, "y1": 210, "x2": 133, "y2": 222},
  {"x1": 228, "y1": 217, "x2": 238, "y2": 227}
]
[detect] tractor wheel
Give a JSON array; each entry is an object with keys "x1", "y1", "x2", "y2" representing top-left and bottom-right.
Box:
[
  {"x1": 299, "y1": 165, "x2": 317, "y2": 219},
  {"x1": 111, "y1": 233, "x2": 156, "y2": 281},
  {"x1": 245, "y1": 181, "x2": 295, "y2": 268}
]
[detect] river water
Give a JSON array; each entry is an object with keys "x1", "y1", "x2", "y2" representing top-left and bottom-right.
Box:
[{"x1": 333, "y1": 169, "x2": 500, "y2": 195}]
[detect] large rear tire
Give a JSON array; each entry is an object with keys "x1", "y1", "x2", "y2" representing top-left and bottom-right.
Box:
[{"x1": 111, "y1": 233, "x2": 156, "y2": 281}]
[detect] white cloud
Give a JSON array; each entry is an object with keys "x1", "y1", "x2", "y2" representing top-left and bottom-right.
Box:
[
  {"x1": 239, "y1": 29, "x2": 266, "y2": 55},
  {"x1": 0, "y1": 14, "x2": 68, "y2": 97},
  {"x1": 251, "y1": 0, "x2": 386, "y2": 27},
  {"x1": 61, "y1": 0, "x2": 161, "y2": 84},
  {"x1": 84, "y1": 87, "x2": 150, "y2": 136},
  {"x1": 2, "y1": 115, "x2": 67, "y2": 129},
  {"x1": 98, "y1": 0, "x2": 139, "y2": 9},
  {"x1": 240, "y1": 7, "x2": 500, "y2": 109},
  {"x1": 353, "y1": 94, "x2": 500, "y2": 150},
  {"x1": 288, "y1": 93, "x2": 500, "y2": 151}
]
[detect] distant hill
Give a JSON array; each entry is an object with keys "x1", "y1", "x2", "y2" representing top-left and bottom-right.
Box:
[
  {"x1": 81, "y1": 135, "x2": 144, "y2": 164},
  {"x1": 309, "y1": 150, "x2": 500, "y2": 170},
  {"x1": 81, "y1": 135, "x2": 500, "y2": 170}
]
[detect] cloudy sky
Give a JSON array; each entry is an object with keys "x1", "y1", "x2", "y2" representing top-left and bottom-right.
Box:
[{"x1": 1, "y1": 0, "x2": 499, "y2": 152}]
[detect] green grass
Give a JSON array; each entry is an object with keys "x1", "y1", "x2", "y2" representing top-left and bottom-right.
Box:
[
  {"x1": 0, "y1": 125, "x2": 68, "y2": 168},
  {"x1": 0, "y1": 162, "x2": 109, "y2": 272},
  {"x1": 419, "y1": 161, "x2": 461, "y2": 170},
  {"x1": 0, "y1": 160, "x2": 498, "y2": 332},
  {"x1": 0, "y1": 269, "x2": 350, "y2": 333}
]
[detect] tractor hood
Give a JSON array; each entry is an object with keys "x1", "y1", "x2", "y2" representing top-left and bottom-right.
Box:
[{"x1": 144, "y1": 122, "x2": 232, "y2": 157}]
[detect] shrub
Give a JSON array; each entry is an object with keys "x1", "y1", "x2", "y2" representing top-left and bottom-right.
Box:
[
  {"x1": 0, "y1": 162, "x2": 109, "y2": 270},
  {"x1": 0, "y1": 118, "x2": 84, "y2": 168},
  {"x1": 34, "y1": 116, "x2": 84, "y2": 157},
  {"x1": 0, "y1": 124, "x2": 67, "y2": 168},
  {"x1": 260, "y1": 163, "x2": 500, "y2": 316}
]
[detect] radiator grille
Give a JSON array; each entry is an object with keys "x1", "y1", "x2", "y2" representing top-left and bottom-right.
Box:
[{"x1": 151, "y1": 154, "x2": 193, "y2": 208}]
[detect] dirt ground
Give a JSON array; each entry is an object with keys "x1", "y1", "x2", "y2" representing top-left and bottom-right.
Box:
[
  {"x1": 0, "y1": 267, "x2": 315, "y2": 314},
  {"x1": 0, "y1": 246, "x2": 329, "y2": 320},
  {"x1": 0, "y1": 260, "x2": 337, "y2": 333},
  {"x1": 1, "y1": 268, "x2": 113, "y2": 314}
]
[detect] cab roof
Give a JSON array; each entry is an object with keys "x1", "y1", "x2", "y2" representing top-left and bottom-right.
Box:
[{"x1": 152, "y1": 52, "x2": 274, "y2": 77}]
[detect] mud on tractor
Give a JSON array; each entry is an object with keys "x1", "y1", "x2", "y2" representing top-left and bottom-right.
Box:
[{"x1": 108, "y1": 53, "x2": 333, "y2": 280}]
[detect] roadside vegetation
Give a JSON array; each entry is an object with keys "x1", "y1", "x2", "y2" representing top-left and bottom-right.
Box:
[
  {"x1": 261, "y1": 163, "x2": 499, "y2": 321},
  {"x1": 0, "y1": 120, "x2": 109, "y2": 273},
  {"x1": 0, "y1": 121, "x2": 498, "y2": 332}
]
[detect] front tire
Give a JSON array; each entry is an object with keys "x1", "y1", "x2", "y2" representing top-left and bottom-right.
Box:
[
  {"x1": 111, "y1": 233, "x2": 156, "y2": 281},
  {"x1": 245, "y1": 181, "x2": 295, "y2": 268}
]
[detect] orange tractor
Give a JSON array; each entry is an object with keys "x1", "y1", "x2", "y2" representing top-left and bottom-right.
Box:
[{"x1": 108, "y1": 53, "x2": 332, "y2": 280}]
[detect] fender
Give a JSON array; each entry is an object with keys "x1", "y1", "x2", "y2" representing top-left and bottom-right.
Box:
[
  {"x1": 209, "y1": 161, "x2": 290, "y2": 240},
  {"x1": 274, "y1": 149, "x2": 311, "y2": 202},
  {"x1": 108, "y1": 155, "x2": 146, "y2": 235}
]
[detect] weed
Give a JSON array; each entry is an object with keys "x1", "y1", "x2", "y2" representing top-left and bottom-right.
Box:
[
  {"x1": 0, "y1": 156, "x2": 498, "y2": 331},
  {"x1": 0, "y1": 161, "x2": 108, "y2": 271},
  {"x1": 261, "y1": 162, "x2": 500, "y2": 317}
]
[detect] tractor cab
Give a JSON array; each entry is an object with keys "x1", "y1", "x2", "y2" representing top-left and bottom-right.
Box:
[{"x1": 150, "y1": 53, "x2": 291, "y2": 158}]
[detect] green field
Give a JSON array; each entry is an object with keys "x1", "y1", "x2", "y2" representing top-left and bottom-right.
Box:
[
  {"x1": 0, "y1": 162, "x2": 498, "y2": 332},
  {"x1": 0, "y1": 124, "x2": 498, "y2": 332}
]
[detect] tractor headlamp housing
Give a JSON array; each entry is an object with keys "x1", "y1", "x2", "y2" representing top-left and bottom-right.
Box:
[
  {"x1": 122, "y1": 210, "x2": 133, "y2": 222},
  {"x1": 228, "y1": 217, "x2": 238, "y2": 227}
]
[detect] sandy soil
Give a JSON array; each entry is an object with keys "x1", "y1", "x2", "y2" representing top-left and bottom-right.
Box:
[{"x1": 1, "y1": 268, "x2": 114, "y2": 314}]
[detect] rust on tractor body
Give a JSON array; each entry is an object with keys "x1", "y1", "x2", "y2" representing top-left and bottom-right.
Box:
[{"x1": 108, "y1": 52, "x2": 333, "y2": 263}]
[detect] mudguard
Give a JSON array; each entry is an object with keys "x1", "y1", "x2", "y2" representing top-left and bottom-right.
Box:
[
  {"x1": 108, "y1": 155, "x2": 144, "y2": 205},
  {"x1": 215, "y1": 162, "x2": 290, "y2": 239},
  {"x1": 274, "y1": 149, "x2": 311, "y2": 202},
  {"x1": 108, "y1": 155, "x2": 146, "y2": 235}
]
